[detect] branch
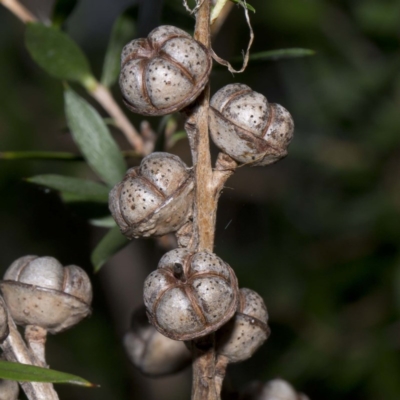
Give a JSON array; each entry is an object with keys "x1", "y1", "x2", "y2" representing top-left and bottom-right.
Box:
[
  {"x1": 1, "y1": 0, "x2": 35, "y2": 23},
  {"x1": 0, "y1": 300, "x2": 59, "y2": 400},
  {"x1": 87, "y1": 81, "x2": 146, "y2": 155}
]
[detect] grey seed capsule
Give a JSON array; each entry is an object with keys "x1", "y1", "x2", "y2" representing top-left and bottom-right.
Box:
[
  {"x1": 209, "y1": 83, "x2": 294, "y2": 166},
  {"x1": 119, "y1": 25, "x2": 212, "y2": 116},
  {"x1": 0, "y1": 256, "x2": 92, "y2": 334},
  {"x1": 109, "y1": 152, "x2": 194, "y2": 239},
  {"x1": 241, "y1": 379, "x2": 307, "y2": 400},
  {"x1": 216, "y1": 288, "x2": 270, "y2": 363},
  {"x1": 124, "y1": 306, "x2": 191, "y2": 376},
  {"x1": 143, "y1": 248, "x2": 239, "y2": 341}
]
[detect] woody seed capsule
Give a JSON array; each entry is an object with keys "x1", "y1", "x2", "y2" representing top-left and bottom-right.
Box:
[
  {"x1": 109, "y1": 152, "x2": 194, "y2": 239},
  {"x1": 209, "y1": 83, "x2": 294, "y2": 166},
  {"x1": 120, "y1": 25, "x2": 212, "y2": 116},
  {"x1": 143, "y1": 248, "x2": 239, "y2": 341}
]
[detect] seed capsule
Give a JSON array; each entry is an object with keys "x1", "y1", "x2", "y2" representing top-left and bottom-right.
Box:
[
  {"x1": 143, "y1": 248, "x2": 239, "y2": 341},
  {"x1": 124, "y1": 306, "x2": 191, "y2": 376},
  {"x1": 109, "y1": 152, "x2": 194, "y2": 239},
  {"x1": 0, "y1": 256, "x2": 92, "y2": 334},
  {"x1": 120, "y1": 25, "x2": 212, "y2": 116},
  {"x1": 216, "y1": 288, "x2": 270, "y2": 363},
  {"x1": 209, "y1": 83, "x2": 294, "y2": 166}
]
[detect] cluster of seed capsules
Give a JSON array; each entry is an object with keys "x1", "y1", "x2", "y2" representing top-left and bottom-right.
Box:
[{"x1": 113, "y1": 25, "x2": 294, "y2": 378}]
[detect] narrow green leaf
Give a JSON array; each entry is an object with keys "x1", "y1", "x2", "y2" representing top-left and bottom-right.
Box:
[
  {"x1": 91, "y1": 226, "x2": 129, "y2": 272},
  {"x1": 241, "y1": 48, "x2": 316, "y2": 63},
  {"x1": 25, "y1": 22, "x2": 93, "y2": 85},
  {"x1": 101, "y1": 15, "x2": 136, "y2": 87},
  {"x1": 0, "y1": 151, "x2": 83, "y2": 161},
  {"x1": 27, "y1": 175, "x2": 109, "y2": 203},
  {"x1": 0, "y1": 360, "x2": 97, "y2": 387},
  {"x1": 230, "y1": 0, "x2": 256, "y2": 13},
  {"x1": 64, "y1": 88, "x2": 127, "y2": 187}
]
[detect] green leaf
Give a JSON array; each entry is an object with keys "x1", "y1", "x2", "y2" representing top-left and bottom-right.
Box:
[
  {"x1": 52, "y1": 0, "x2": 78, "y2": 27},
  {"x1": 91, "y1": 226, "x2": 129, "y2": 272},
  {"x1": 64, "y1": 88, "x2": 127, "y2": 187},
  {"x1": 169, "y1": 131, "x2": 187, "y2": 148},
  {"x1": 0, "y1": 360, "x2": 96, "y2": 387},
  {"x1": 230, "y1": 0, "x2": 256, "y2": 13},
  {"x1": 27, "y1": 175, "x2": 109, "y2": 203},
  {"x1": 25, "y1": 22, "x2": 93, "y2": 85},
  {"x1": 243, "y1": 48, "x2": 316, "y2": 62},
  {"x1": 101, "y1": 14, "x2": 136, "y2": 87},
  {"x1": 0, "y1": 151, "x2": 83, "y2": 161}
]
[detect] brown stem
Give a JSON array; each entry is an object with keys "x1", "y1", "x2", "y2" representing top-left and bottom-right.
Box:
[
  {"x1": 0, "y1": 303, "x2": 59, "y2": 400},
  {"x1": 191, "y1": 335, "x2": 218, "y2": 400},
  {"x1": 214, "y1": 355, "x2": 229, "y2": 397},
  {"x1": 186, "y1": 0, "x2": 214, "y2": 253},
  {"x1": 24, "y1": 325, "x2": 47, "y2": 367},
  {"x1": 1, "y1": 0, "x2": 36, "y2": 23},
  {"x1": 88, "y1": 82, "x2": 146, "y2": 155},
  {"x1": 187, "y1": 1, "x2": 233, "y2": 400}
]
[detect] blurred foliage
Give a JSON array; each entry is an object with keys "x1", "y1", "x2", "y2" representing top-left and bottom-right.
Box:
[{"x1": 0, "y1": 0, "x2": 400, "y2": 399}]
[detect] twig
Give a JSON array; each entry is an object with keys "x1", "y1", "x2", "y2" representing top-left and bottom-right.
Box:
[
  {"x1": 24, "y1": 326, "x2": 47, "y2": 368},
  {"x1": 214, "y1": 355, "x2": 229, "y2": 396},
  {"x1": 185, "y1": 1, "x2": 230, "y2": 400},
  {"x1": 1, "y1": 0, "x2": 35, "y2": 23},
  {"x1": 0, "y1": 300, "x2": 59, "y2": 400},
  {"x1": 186, "y1": 0, "x2": 214, "y2": 253},
  {"x1": 191, "y1": 336, "x2": 218, "y2": 400},
  {"x1": 88, "y1": 81, "x2": 146, "y2": 155}
]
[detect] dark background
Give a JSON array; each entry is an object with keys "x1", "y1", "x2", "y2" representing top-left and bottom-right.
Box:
[{"x1": 1, "y1": 0, "x2": 400, "y2": 399}]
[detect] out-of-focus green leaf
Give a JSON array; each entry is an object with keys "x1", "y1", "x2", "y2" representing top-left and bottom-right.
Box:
[
  {"x1": 169, "y1": 131, "x2": 187, "y2": 148},
  {"x1": 89, "y1": 215, "x2": 117, "y2": 228},
  {"x1": 245, "y1": 48, "x2": 316, "y2": 62},
  {"x1": 215, "y1": 48, "x2": 316, "y2": 70},
  {"x1": 64, "y1": 88, "x2": 127, "y2": 187},
  {"x1": 230, "y1": 0, "x2": 256, "y2": 13},
  {"x1": 0, "y1": 151, "x2": 83, "y2": 161},
  {"x1": 0, "y1": 360, "x2": 96, "y2": 387},
  {"x1": 101, "y1": 15, "x2": 136, "y2": 87},
  {"x1": 25, "y1": 22, "x2": 93, "y2": 86},
  {"x1": 27, "y1": 175, "x2": 109, "y2": 203},
  {"x1": 91, "y1": 226, "x2": 129, "y2": 272},
  {"x1": 52, "y1": 0, "x2": 78, "y2": 27}
]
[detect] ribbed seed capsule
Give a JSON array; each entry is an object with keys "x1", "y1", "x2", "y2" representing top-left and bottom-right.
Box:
[
  {"x1": 209, "y1": 83, "x2": 294, "y2": 166},
  {"x1": 143, "y1": 248, "x2": 239, "y2": 341},
  {"x1": 216, "y1": 288, "x2": 270, "y2": 363},
  {"x1": 0, "y1": 256, "x2": 92, "y2": 333},
  {"x1": 124, "y1": 306, "x2": 191, "y2": 376},
  {"x1": 109, "y1": 152, "x2": 194, "y2": 238},
  {"x1": 119, "y1": 25, "x2": 212, "y2": 116}
]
